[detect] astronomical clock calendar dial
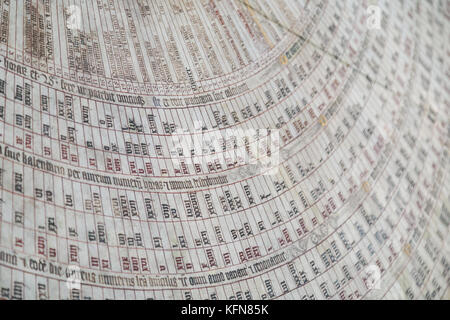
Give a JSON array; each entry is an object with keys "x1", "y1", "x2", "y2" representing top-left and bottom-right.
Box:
[{"x1": 0, "y1": 0, "x2": 448, "y2": 300}]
